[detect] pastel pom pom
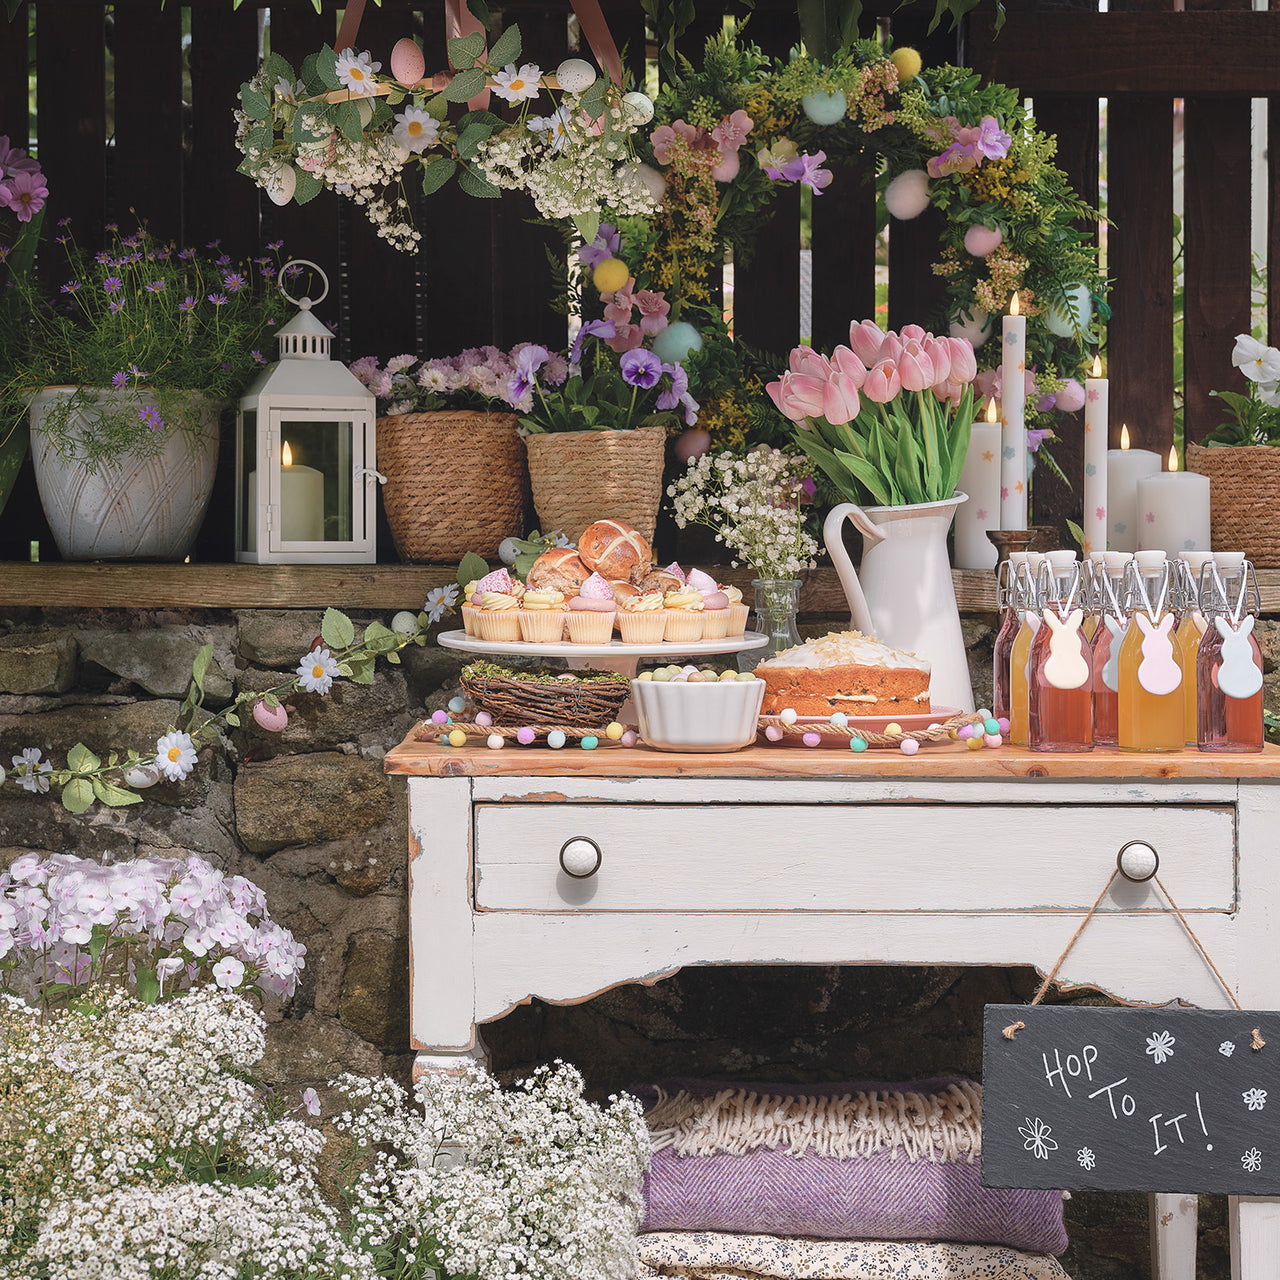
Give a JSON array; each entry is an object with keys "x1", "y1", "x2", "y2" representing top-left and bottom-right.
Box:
[
  {"x1": 580, "y1": 735, "x2": 599, "y2": 750},
  {"x1": 431, "y1": 710, "x2": 449, "y2": 725},
  {"x1": 884, "y1": 723, "x2": 902, "y2": 736},
  {"x1": 998, "y1": 717, "x2": 1011, "y2": 733},
  {"x1": 547, "y1": 729, "x2": 566, "y2": 749},
  {"x1": 593, "y1": 258, "x2": 630, "y2": 294},
  {"x1": 985, "y1": 733, "x2": 1003, "y2": 748},
  {"x1": 475, "y1": 711, "x2": 493, "y2": 727},
  {"x1": 1055, "y1": 378, "x2": 1087, "y2": 413},
  {"x1": 765, "y1": 725, "x2": 784, "y2": 742},
  {"x1": 779, "y1": 708, "x2": 798, "y2": 725},
  {"x1": 830, "y1": 712, "x2": 849, "y2": 728},
  {"x1": 958, "y1": 723, "x2": 974, "y2": 739},
  {"x1": 605, "y1": 722, "x2": 624, "y2": 740},
  {"x1": 447, "y1": 695, "x2": 466, "y2": 713},
  {"x1": 447, "y1": 729, "x2": 467, "y2": 747},
  {"x1": 849, "y1": 736, "x2": 868, "y2": 752},
  {"x1": 802, "y1": 732, "x2": 822, "y2": 747},
  {"x1": 674, "y1": 429, "x2": 711, "y2": 463},
  {"x1": 252, "y1": 700, "x2": 288, "y2": 732},
  {"x1": 884, "y1": 169, "x2": 930, "y2": 220},
  {"x1": 963, "y1": 224, "x2": 1003, "y2": 258},
  {"x1": 984, "y1": 717, "x2": 1000, "y2": 735},
  {"x1": 651, "y1": 321, "x2": 703, "y2": 364},
  {"x1": 620, "y1": 729, "x2": 638, "y2": 747},
  {"x1": 579, "y1": 571, "x2": 615, "y2": 600},
  {"x1": 516, "y1": 726, "x2": 536, "y2": 745},
  {"x1": 890, "y1": 46, "x2": 922, "y2": 81},
  {"x1": 486, "y1": 733, "x2": 505, "y2": 750},
  {"x1": 900, "y1": 738, "x2": 920, "y2": 756},
  {"x1": 977, "y1": 708, "x2": 992, "y2": 719},
  {"x1": 800, "y1": 89, "x2": 847, "y2": 125},
  {"x1": 967, "y1": 734, "x2": 985, "y2": 751}
]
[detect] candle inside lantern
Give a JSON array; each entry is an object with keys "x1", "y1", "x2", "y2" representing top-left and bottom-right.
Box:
[
  {"x1": 999, "y1": 292, "x2": 1028, "y2": 530},
  {"x1": 1136, "y1": 445, "x2": 1211, "y2": 556},
  {"x1": 1082, "y1": 353, "x2": 1108, "y2": 554},
  {"x1": 1106, "y1": 424, "x2": 1161, "y2": 553},
  {"x1": 245, "y1": 440, "x2": 326, "y2": 552},
  {"x1": 955, "y1": 396, "x2": 1003, "y2": 569}
]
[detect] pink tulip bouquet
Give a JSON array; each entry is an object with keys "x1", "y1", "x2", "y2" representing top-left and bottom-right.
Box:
[{"x1": 767, "y1": 320, "x2": 979, "y2": 508}]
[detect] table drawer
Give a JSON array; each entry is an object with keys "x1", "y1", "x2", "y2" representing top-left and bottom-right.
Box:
[{"x1": 473, "y1": 804, "x2": 1235, "y2": 912}]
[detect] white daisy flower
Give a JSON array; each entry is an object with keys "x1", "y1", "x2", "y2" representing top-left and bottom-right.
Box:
[
  {"x1": 212, "y1": 955, "x2": 246, "y2": 990},
  {"x1": 1231, "y1": 333, "x2": 1280, "y2": 384},
  {"x1": 12, "y1": 747, "x2": 51, "y2": 793},
  {"x1": 335, "y1": 48, "x2": 382, "y2": 97},
  {"x1": 393, "y1": 106, "x2": 441, "y2": 153},
  {"x1": 155, "y1": 731, "x2": 198, "y2": 783},
  {"x1": 423, "y1": 583, "x2": 460, "y2": 624},
  {"x1": 528, "y1": 104, "x2": 576, "y2": 152},
  {"x1": 492, "y1": 62, "x2": 543, "y2": 103},
  {"x1": 297, "y1": 646, "x2": 341, "y2": 695},
  {"x1": 274, "y1": 76, "x2": 305, "y2": 104}
]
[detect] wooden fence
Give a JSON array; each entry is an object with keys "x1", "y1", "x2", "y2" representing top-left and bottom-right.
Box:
[{"x1": 1, "y1": 0, "x2": 1277, "y2": 563}]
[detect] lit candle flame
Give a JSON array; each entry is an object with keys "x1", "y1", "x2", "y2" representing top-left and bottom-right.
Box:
[
  {"x1": 986, "y1": 396, "x2": 998, "y2": 423},
  {"x1": 1120, "y1": 423, "x2": 1130, "y2": 450},
  {"x1": 1168, "y1": 445, "x2": 1179, "y2": 473},
  {"x1": 1092, "y1": 354, "x2": 1102, "y2": 377},
  {"x1": 282, "y1": 441, "x2": 294, "y2": 467},
  {"x1": 1010, "y1": 292, "x2": 1020, "y2": 317}
]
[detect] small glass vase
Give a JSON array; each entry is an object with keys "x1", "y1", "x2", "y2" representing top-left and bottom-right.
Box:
[{"x1": 749, "y1": 577, "x2": 802, "y2": 664}]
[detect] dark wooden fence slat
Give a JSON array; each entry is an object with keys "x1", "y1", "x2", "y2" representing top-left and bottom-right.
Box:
[
  {"x1": 36, "y1": 5, "x2": 105, "y2": 246},
  {"x1": 1, "y1": 6, "x2": 29, "y2": 150},
  {"x1": 187, "y1": 5, "x2": 262, "y2": 263},
  {"x1": 1271, "y1": 97, "x2": 1280, "y2": 351},
  {"x1": 1107, "y1": 96, "x2": 1174, "y2": 454},
  {"x1": 111, "y1": 6, "x2": 184, "y2": 243},
  {"x1": 810, "y1": 156, "x2": 876, "y2": 351}
]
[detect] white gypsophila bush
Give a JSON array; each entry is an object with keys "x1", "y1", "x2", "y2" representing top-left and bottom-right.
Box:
[
  {"x1": 668, "y1": 446, "x2": 820, "y2": 579},
  {"x1": 334, "y1": 1060, "x2": 651, "y2": 1280},
  {"x1": 0, "y1": 986, "x2": 354, "y2": 1280},
  {"x1": 0, "y1": 851, "x2": 306, "y2": 1008}
]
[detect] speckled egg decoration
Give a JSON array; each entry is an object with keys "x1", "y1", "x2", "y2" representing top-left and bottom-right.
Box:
[
  {"x1": 556, "y1": 58, "x2": 596, "y2": 93},
  {"x1": 390, "y1": 37, "x2": 426, "y2": 85},
  {"x1": 622, "y1": 91, "x2": 654, "y2": 124}
]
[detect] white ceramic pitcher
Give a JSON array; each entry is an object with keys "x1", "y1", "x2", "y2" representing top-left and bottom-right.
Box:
[{"x1": 823, "y1": 493, "x2": 975, "y2": 712}]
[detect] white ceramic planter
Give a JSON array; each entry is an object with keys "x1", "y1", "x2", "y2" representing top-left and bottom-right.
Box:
[{"x1": 30, "y1": 386, "x2": 220, "y2": 560}]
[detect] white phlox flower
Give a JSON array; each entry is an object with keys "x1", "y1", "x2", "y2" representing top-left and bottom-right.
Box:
[
  {"x1": 154, "y1": 730, "x2": 198, "y2": 782},
  {"x1": 212, "y1": 955, "x2": 246, "y2": 989},
  {"x1": 296, "y1": 646, "x2": 341, "y2": 694}
]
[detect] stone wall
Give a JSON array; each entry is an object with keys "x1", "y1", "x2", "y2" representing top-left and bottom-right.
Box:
[{"x1": 1, "y1": 602, "x2": 1271, "y2": 1280}]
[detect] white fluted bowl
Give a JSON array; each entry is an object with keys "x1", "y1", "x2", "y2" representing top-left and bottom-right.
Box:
[{"x1": 631, "y1": 677, "x2": 765, "y2": 753}]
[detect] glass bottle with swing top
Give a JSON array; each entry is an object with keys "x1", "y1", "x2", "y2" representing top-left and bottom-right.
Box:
[
  {"x1": 1197, "y1": 553, "x2": 1263, "y2": 752},
  {"x1": 1176, "y1": 551, "x2": 1215, "y2": 744},
  {"x1": 1028, "y1": 551, "x2": 1094, "y2": 751},
  {"x1": 1090, "y1": 551, "x2": 1131, "y2": 748},
  {"x1": 1008, "y1": 552, "x2": 1045, "y2": 748},
  {"x1": 992, "y1": 551, "x2": 1029, "y2": 724},
  {"x1": 1117, "y1": 550, "x2": 1185, "y2": 753},
  {"x1": 1084, "y1": 551, "x2": 1108, "y2": 641}
]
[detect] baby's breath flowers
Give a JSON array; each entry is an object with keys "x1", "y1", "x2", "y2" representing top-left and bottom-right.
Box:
[{"x1": 668, "y1": 446, "x2": 820, "y2": 579}]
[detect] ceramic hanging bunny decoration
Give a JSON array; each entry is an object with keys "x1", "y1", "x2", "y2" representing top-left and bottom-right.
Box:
[
  {"x1": 1043, "y1": 608, "x2": 1090, "y2": 689},
  {"x1": 1215, "y1": 615, "x2": 1263, "y2": 699},
  {"x1": 1134, "y1": 612, "x2": 1182, "y2": 697}
]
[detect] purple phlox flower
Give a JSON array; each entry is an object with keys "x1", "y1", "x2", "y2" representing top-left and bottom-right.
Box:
[
  {"x1": 138, "y1": 405, "x2": 165, "y2": 431},
  {"x1": 970, "y1": 115, "x2": 1011, "y2": 161},
  {"x1": 179, "y1": 295, "x2": 197, "y2": 313},
  {"x1": 144, "y1": 279, "x2": 165, "y2": 293},
  {"x1": 655, "y1": 361, "x2": 689, "y2": 411},
  {"x1": 111, "y1": 371, "x2": 129, "y2": 389},
  {"x1": 568, "y1": 318, "x2": 615, "y2": 366},
  {"x1": 780, "y1": 150, "x2": 833, "y2": 194},
  {"x1": 208, "y1": 292, "x2": 228, "y2": 306},
  {"x1": 576, "y1": 223, "x2": 620, "y2": 269},
  {"x1": 102, "y1": 276, "x2": 123, "y2": 295},
  {"x1": 267, "y1": 239, "x2": 284, "y2": 251},
  {"x1": 251, "y1": 350, "x2": 265, "y2": 364},
  {"x1": 59, "y1": 280, "x2": 81, "y2": 294},
  {"x1": 222, "y1": 270, "x2": 246, "y2": 292},
  {"x1": 620, "y1": 347, "x2": 663, "y2": 389}
]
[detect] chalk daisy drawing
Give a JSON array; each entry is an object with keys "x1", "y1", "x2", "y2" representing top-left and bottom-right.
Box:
[
  {"x1": 1243, "y1": 1147, "x2": 1263, "y2": 1174},
  {"x1": 1145, "y1": 1030, "x2": 1176, "y2": 1064},
  {"x1": 1243, "y1": 1088, "x2": 1268, "y2": 1112},
  {"x1": 1019, "y1": 1117, "x2": 1058, "y2": 1161},
  {"x1": 1077, "y1": 1147, "x2": 1096, "y2": 1170},
  {"x1": 1220, "y1": 1041, "x2": 1237, "y2": 1057}
]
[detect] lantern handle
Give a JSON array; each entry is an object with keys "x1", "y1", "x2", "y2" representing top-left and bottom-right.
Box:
[{"x1": 278, "y1": 260, "x2": 330, "y2": 311}]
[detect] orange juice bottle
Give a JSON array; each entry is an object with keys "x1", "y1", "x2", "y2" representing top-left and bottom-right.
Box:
[
  {"x1": 1083, "y1": 552, "x2": 1108, "y2": 641},
  {"x1": 1008, "y1": 553, "x2": 1045, "y2": 748},
  {"x1": 1176, "y1": 552, "x2": 1214, "y2": 744},
  {"x1": 1091, "y1": 551, "x2": 1132, "y2": 747},
  {"x1": 1118, "y1": 551, "x2": 1185, "y2": 753}
]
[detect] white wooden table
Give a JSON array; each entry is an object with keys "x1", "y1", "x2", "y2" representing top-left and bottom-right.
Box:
[{"x1": 385, "y1": 733, "x2": 1280, "y2": 1279}]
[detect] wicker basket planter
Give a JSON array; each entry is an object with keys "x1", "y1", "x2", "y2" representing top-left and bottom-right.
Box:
[
  {"x1": 461, "y1": 662, "x2": 631, "y2": 729},
  {"x1": 524, "y1": 424, "x2": 667, "y2": 544},
  {"x1": 1186, "y1": 443, "x2": 1280, "y2": 566},
  {"x1": 377, "y1": 410, "x2": 526, "y2": 562}
]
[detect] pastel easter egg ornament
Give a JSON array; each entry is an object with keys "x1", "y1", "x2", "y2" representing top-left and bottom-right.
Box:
[
  {"x1": 674, "y1": 428, "x2": 711, "y2": 463},
  {"x1": 800, "y1": 90, "x2": 847, "y2": 126},
  {"x1": 123, "y1": 762, "x2": 164, "y2": 789},
  {"x1": 1044, "y1": 284, "x2": 1094, "y2": 339},
  {"x1": 498, "y1": 537, "x2": 520, "y2": 566},
  {"x1": 263, "y1": 161, "x2": 297, "y2": 207},
  {"x1": 963, "y1": 224, "x2": 1003, "y2": 258},
  {"x1": 636, "y1": 163, "x2": 667, "y2": 203},
  {"x1": 651, "y1": 321, "x2": 703, "y2": 364},
  {"x1": 949, "y1": 308, "x2": 992, "y2": 349},
  {"x1": 884, "y1": 169, "x2": 931, "y2": 220},
  {"x1": 556, "y1": 58, "x2": 596, "y2": 94},
  {"x1": 392, "y1": 610, "x2": 419, "y2": 636},
  {"x1": 390, "y1": 37, "x2": 426, "y2": 85},
  {"x1": 252, "y1": 699, "x2": 289, "y2": 732},
  {"x1": 622, "y1": 92, "x2": 655, "y2": 125}
]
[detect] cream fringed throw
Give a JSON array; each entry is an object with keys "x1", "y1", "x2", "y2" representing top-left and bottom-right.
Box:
[
  {"x1": 645, "y1": 1081, "x2": 982, "y2": 1164},
  {"x1": 636, "y1": 1231, "x2": 1073, "y2": 1280}
]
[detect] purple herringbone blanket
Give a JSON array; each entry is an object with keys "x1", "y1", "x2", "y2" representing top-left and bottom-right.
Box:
[{"x1": 635, "y1": 1078, "x2": 1067, "y2": 1255}]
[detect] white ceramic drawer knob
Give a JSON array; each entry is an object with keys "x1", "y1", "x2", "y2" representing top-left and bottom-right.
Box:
[
  {"x1": 559, "y1": 837, "x2": 602, "y2": 879},
  {"x1": 1117, "y1": 840, "x2": 1159, "y2": 883}
]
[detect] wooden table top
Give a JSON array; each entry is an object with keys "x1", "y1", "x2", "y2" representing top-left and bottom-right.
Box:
[{"x1": 385, "y1": 725, "x2": 1280, "y2": 781}]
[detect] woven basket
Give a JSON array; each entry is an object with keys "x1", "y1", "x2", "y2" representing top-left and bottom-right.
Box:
[
  {"x1": 377, "y1": 410, "x2": 526, "y2": 562},
  {"x1": 524, "y1": 424, "x2": 666, "y2": 544},
  {"x1": 1186, "y1": 443, "x2": 1280, "y2": 566},
  {"x1": 461, "y1": 663, "x2": 630, "y2": 729}
]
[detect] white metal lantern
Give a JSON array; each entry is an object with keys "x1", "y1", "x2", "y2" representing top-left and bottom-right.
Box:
[{"x1": 235, "y1": 261, "x2": 378, "y2": 563}]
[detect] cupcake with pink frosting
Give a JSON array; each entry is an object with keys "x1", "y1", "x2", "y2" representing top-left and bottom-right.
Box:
[
  {"x1": 566, "y1": 572, "x2": 617, "y2": 643},
  {"x1": 474, "y1": 568, "x2": 522, "y2": 641},
  {"x1": 687, "y1": 567, "x2": 731, "y2": 639}
]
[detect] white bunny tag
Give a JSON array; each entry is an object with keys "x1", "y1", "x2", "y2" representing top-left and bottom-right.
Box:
[
  {"x1": 1135, "y1": 613, "x2": 1182, "y2": 696},
  {"x1": 1215, "y1": 615, "x2": 1263, "y2": 700},
  {"x1": 1043, "y1": 609, "x2": 1090, "y2": 690}
]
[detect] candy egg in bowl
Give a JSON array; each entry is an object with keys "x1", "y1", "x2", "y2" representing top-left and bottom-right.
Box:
[{"x1": 630, "y1": 667, "x2": 765, "y2": 752}]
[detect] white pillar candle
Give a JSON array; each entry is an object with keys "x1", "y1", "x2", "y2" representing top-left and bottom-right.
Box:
[
  {"x1": 955, "y1": 402, "x2": 1002, "y2": 569},
  {"x1": 1083, "y1": 356, "x2": 1108, "y2": 554},
  {"x1": 999, "y1": 294, "x2": 1028, "y2": 530},
  {"x1": 246, "y1": 442, "x2": 327, "y2": 551},
  {"x1": 1106, "y1": 426, "x2": 1161, "y2": 553},
  {"x1": 1136, "y1": 447, "x2": 1211, "y2": 556}
]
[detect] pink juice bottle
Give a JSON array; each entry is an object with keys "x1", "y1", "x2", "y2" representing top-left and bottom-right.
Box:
[
  {"x1": 992, "y1": 552, "x2": 1028, "y2": 724},
  {"x1": 1089, "y1": 551, "x2": 1131, "y2": 748},
  {"x1": 1029, "y1": 551, "x2": 1094, "y2": 752},
  {"x1": 1197, "y1": 553, "x2": 1264, "y2": 753}
]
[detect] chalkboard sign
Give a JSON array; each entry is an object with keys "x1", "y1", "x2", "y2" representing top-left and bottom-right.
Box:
[{"x1": 982, "y1": 1004, "x2": 1280, "y2": 1194}]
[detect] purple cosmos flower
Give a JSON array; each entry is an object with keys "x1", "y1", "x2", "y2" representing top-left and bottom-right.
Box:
[
  {"x1": 178, "y1": 248, "x2": 195, "y2": 261},
  {"x1": 208, "y1": 293, "x2": 228, "y2": 306},
  {"x1": 223, "y1": 271, "x2": 245, "y2": 291},
  {"x1": 59, "y1": 280, "x2": 81, "y2": 294},
  {"x1": 577, "y1": 223, "x2": 620, "y2": 269},
  {"x1": 102, "y1": 276, "x2": 123, "y2": 295},
  {"x1": 568, "y1": 318, "x2": 615, "y2": 366},
  {"x1": 111, "y1": 371, "x2": 129, "y2": 389},
  {"x1": 179, "y1": 295, "x2": 197, "y2": 313},
  {"x1": 620, "y1": 348, "x2": 663, "y2": 389},
  {"x1": 137, "y1": 405, "x2": 165, "y2": 431},
  {"x1": 267, "y1": 239, "x2": 284, "y2": 250},
  {"x1": 57, "y1": 216, "x2": 71, "y2": 227},
  {"x1": 251, "y1": 350, "x2": 265, "y2": 363},
  {"x1": 144, "y1": 279, "x2": 165, "y2": 293}
]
